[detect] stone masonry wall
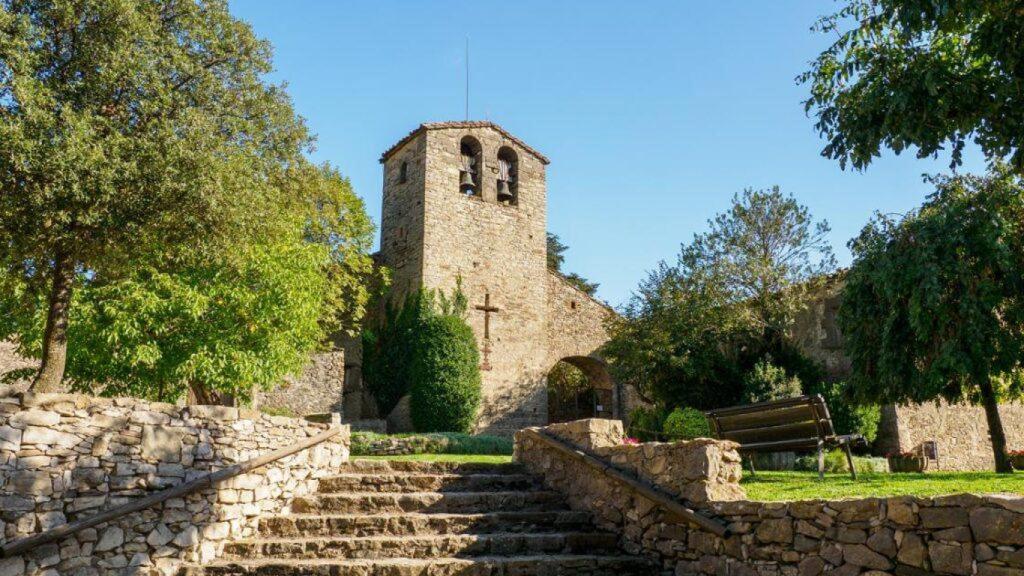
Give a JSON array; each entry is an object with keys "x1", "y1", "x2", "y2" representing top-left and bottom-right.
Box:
[
  {"x1": 891, "y1": 400, "x2": 1024, "y2": 471},
  {"x1": 515, "y1": 418, "x2": 1024, "y2": 576},
  {"x1": 255, "y1": 350, "x2": 345, "y2": 417},
  {"x1": 0, "y1": 391, "x2": 349, "y2": 576}
]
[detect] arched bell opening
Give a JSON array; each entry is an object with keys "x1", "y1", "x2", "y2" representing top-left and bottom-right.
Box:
[{"x1": 459, "y1": 136, "x2": 483, "y2": 197}]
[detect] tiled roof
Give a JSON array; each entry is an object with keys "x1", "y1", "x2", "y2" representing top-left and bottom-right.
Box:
[{"x1": 379, "y1": 121, "x2": 550, "y2": 165}]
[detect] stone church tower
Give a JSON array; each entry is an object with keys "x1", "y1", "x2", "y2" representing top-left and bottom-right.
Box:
[{"x1": 377, "y1": 121, "x2": 618, "y2": 436}]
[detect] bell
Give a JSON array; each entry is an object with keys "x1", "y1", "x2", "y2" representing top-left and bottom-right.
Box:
[
  {"x1": 497, "y1": 180, "x2": 513, "y2": 202},
  {"x1": 460, "y1": 170, "x2": 475, "y2": 192}
]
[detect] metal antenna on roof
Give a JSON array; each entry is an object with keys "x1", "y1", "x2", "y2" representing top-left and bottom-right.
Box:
[{"x1": 465, "y1": 36, "x2": 470, "y2": 121}]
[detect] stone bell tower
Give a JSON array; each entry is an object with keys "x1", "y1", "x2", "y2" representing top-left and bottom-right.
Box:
[{"x1": 378, "y1": 121, "x2": 551, "y2": 435}]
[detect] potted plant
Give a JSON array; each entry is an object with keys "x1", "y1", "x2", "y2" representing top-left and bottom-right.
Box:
[
  {"x1": 888, "y1": 451, "x2": 926, "y2": 473},
  {"x1": 1009, "y1": 450, "x2": 1024, "y2": 470}
]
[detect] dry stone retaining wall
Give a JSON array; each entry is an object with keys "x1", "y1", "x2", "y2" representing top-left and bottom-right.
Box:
[
  {"x1": 0, "y1": 392, "x2": 349, "y2": 576},
  {"x1": 515, "y1": 418, "x2": 1024, "y2": 576}
]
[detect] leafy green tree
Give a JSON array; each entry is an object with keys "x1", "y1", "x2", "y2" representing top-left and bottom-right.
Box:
[
  {"x1": 409, "y1": 314, "x2": 482, "y2": 433},
  {"x1": 801, "y1": 0, "x2": 1024, "y2": 171},
  {"x1": 604, "y1": 188, "x2": 835, "y2": 410},
  {"x1": 807, "y1": 380, "x2": 881, "y2": 443},
  {"x1": 839, "y1": 166, "x2": 1024, "y2": 472},
  {"x1": 741, "y1": 357, "x2": 802, "y2": 404},
  {"x1": 0, "y1": 0, "x2": 310, "y2": 391},
  {"x1": 0, "y1": 163, "x2": 377, "y2": 404},
  {"x1": 546, "y1": 232, "x2": 599, "y2": 296}
]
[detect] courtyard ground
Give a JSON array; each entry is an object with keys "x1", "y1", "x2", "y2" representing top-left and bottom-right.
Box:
[{"x1": 742, "y1": 471, "x2": 1024, "y2": 501}]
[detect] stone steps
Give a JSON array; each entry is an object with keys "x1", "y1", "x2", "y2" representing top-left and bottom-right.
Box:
[
  {"x1": 182, "y1": 555, "x2": 655, "y2": 576},
  {"x1": 181, "y1": 459, "x2": 658, "y2": 575},
  {"x1": 221, "y1": 532, "x2": 620, "y2": 559},
  {"x1": 291, "y1": 491, "x2": 568, "y2": 514},
  {"x1": 258, "y1": 511, "x2": 596, "y2": 537},
  {"x1": 318, "y1": 473, "x2": 538, "y2": 493}
]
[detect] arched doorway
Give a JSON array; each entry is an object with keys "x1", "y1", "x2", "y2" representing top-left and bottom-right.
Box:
[{"x1": 546, "y1": 356, "x2": 615, "y2": 424}]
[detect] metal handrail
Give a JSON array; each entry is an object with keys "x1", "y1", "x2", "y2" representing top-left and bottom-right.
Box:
[
  {"x1": 0, "y1": 426, "x2": 342, "y2": 558},
  {"x1": 524, "y1": 429, "x2": 730, "y2": 537}
]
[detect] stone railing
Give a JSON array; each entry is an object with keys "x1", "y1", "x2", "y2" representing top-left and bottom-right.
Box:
[
  {"x1": 0, "y1": 392, "x2": 350, "y2": 576},
  {"x1": 514, "y1": 418, "x2": 1024, "y2": 576}
]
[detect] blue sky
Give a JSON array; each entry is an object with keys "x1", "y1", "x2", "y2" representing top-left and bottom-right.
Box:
[{"x1": 231, "y1": 1, "x2": 986, "y2": 308}]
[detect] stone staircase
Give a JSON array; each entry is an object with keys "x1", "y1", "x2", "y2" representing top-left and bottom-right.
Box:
[{"x1": 181, "y1": 459, "x2": 656, "y2": 575}]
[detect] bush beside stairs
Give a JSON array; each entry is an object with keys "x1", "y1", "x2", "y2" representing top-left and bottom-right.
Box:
[{"x1": 179, "y1": 459, "x2": 658, "y2": 575}]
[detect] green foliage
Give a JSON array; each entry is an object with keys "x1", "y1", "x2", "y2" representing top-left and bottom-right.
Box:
[
  {"x1": 627, "y1": 405, "x2": 668, "y2": 442},
  {"x1": 0, "y1": 164, "x2": 375, "y2": 403},
  {"x1": 742, "y1": 357, "x2": 802, "y2": 404},
  {"x1": 604, "y1": 188, "x2": 835, "y2": 410},
  {"x1": 0, "y1": 0, "x2": 340, "y2": 390},
  {"x1": 794, "y1": 450, "x2": 890, "y2": 475},
  {"x1": 362, "y1": 290, "x2": 435, "y2": 416},
  {"x1": 839, "y1": 166, "x2": 1024, "y2": 471},
  {"x1": 546, "y1": 232, "x2": 599, "y2": 296},
  {"x1": 801, "y1": 1, "x2": 1024, "y2": 172},
  {"x1": 362, "y1": 281, "x2": 474, "y2": 420},
  {"x1": 409, "y1": 315, "x2": 482, "y2": 433},
  {"x1": 351, "y1": 432, "x2": 512, "y2": 456},
  {"x1": 663, "y1": 407, "x2": 711, "y2": 441},
  {"x1": 547, "y1": 361, "x2": 596, "y2": 423},
  {"x1": 808, "y1": 380, "x2": 881, "y2": 443}
]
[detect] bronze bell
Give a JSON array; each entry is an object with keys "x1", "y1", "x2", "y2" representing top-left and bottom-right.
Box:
[
  {"x1": 497, "y1": 180, "x2": 513, "y2": 202},
  {"x1": 460, "y1": 170, "x2": 475, "y2": 192}
]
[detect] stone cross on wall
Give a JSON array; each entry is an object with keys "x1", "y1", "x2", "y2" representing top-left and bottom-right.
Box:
[{"x1": 474, "y1": 292, "x2": 500, "y2": 371}]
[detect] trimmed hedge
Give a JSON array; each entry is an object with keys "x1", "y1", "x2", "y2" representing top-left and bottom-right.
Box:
[
  {"x1": 409, "y1": 315, "x2": 482, "y2": 433},
  {"x1": 663, "y1": 407, "x2": 711, "y2": 440}
]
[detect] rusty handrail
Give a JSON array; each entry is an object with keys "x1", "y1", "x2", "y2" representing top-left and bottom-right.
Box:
[
  {"x1": 525, "y1": 429, "x2": 730, "y2": 537},
  {"x1": 0, "y1": 426, "x2": 342, "y2": 558}
]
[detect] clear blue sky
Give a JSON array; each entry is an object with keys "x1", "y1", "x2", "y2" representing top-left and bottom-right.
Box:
[{"x1": 231, "y1": 1, "x2": 986, "y2": 308}]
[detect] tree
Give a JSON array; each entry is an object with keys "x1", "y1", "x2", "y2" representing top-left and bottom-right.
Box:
[
  {"x1": 604, "y1": 187, "x2": 835, "y2": 411},
  {"x1": 685, "y1": 187, "x2": 837, "y2": 343},
  {"x1": 801, "y1": 1, "x2": 1024, "y2": 172},
  {"x1": 546, "y1": 232, "x2": 599, "y2": 296},
  {"x1": 0, "y1": 163, "x2": 377, "y2": 404},
  {"x1": 839, "y1": 166, "x2": 1024, "y2": 472},
  {"x1": 741, "y1": 357, "x2": 802, "y2": 404},
  {"x1": 0, "y1": 0, "x2": 310, "y2": 391}
]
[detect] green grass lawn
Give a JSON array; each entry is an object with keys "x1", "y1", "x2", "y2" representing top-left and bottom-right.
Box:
[
  {"x1": 357, "y1": 454, "x2": 514, "y2": 464},
  {"x1": 742, "y1": 471, "x2": 1024, "y2": 501}
]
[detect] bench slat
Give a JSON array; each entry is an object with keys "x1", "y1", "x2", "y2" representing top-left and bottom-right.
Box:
[
  {"x1": 714, "y1": 405, "x2": 818, "y2": 432},
  {"x1": 719, "y1": 420, "x2": 823, "y2": 446}
]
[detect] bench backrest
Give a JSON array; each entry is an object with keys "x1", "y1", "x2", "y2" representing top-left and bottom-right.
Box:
[{"x1": 704, "y1": 395, "x2": 836, "y2": 453}]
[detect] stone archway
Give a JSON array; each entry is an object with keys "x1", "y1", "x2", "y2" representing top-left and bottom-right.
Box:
[{"x1": 546, "y1": 355, "x2": 615, "y2": 424}]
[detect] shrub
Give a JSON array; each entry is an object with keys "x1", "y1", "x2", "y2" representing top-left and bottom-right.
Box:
[
  {"x1": 627, "y1": 405, "x2": 668, "y2": 441},
  {"x1": 362, "y1": 289, "x2": 433, "y2": 416},
  {"x1": 807, "y1": 380, "x2": 881, "y2": 443},
  {"x1": 742, "y1": 357, "x2": 802, "y2": 404},
  {"x1": 351, "y1": 432, "x2": 512, "y2": 456},
  {"x1": 409, "y1": 315, "x2": 482, "y2": 433},
  {"x1": 663, "y1": 407, "x2": 711, "y2": 440},
  {"x1": 795, "y1": 449, "x2": 890, "y2": 474}
]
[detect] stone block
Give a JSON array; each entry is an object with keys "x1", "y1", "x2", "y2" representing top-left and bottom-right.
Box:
[
  {"x1": 928, "y1": 541, "x2": 972, "y2": 575},
  {"x1": 920, "y1": 507, "x2": 969, "y2": 529},
  {"x1": 21, "y1": 426, "x2": 79, "y2": 448},
  {"x1": 141, "y1": 425, "x2": 181, "y2": 462},
  {"x1": 0, "y1": 426, "x2": 22, "y2": 451},
  {"x1": 970, "y1": 507, "x2": 1024, "y2": 545},
  {"x1": 95, "y1": 526, "x2": 124, "y2": 552},
  {"x1": 843, "y1": 543, "x2": 893, "y2": 570},
  {"x1": 9, "y1": 410, "x2": 60, "y2": 428}
]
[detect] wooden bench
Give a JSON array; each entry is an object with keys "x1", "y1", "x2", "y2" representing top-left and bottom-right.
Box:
[{"x1": 704, "y1": 395, "x2": 866, "y2": 479}]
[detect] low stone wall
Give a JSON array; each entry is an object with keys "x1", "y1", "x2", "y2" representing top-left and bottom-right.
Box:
[
  {"x1": 515, "y1": 419, "x2": 1024, "y2": 576},
  {"x1": 0, "y1": 392, "x2": 350, "y2": 576},
  {"x1": 890, "y1": 400, "x2": 1024, "y2": 471}
]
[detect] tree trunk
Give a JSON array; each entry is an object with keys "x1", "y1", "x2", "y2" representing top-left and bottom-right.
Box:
[
  {"x1": 978, "y1": 376, "x2": 1013, "y2": 473},
  {"x1": 30, "y1": 251, "x2": 75, "y2": 392}
]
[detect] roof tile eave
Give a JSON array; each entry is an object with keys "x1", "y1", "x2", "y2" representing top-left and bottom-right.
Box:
[{"x1": 378, "y1": 121, "x2": 550, "y2": 165}]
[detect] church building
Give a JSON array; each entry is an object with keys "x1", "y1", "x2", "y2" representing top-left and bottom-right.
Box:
[{"x1": 360, "y1": 121, "x2": 620, "y2": 436}]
